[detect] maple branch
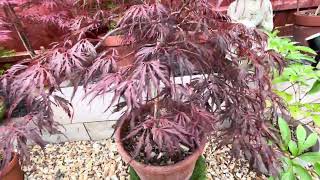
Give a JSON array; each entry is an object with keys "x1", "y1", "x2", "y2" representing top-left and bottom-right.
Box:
[
  {"x1": 95, "y1": 17, "x2": 175, "y2": 50},
  {"x1": 3, "y1": 3, "x2": 36, "y2": 58},
  {"x1": 152, "y1": 84, "x2": 158, "y2": 119}
]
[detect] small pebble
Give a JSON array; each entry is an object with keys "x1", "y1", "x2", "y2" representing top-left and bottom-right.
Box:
[{"x1": 23, "y1": 139, "x2": 265, "y2": 179}]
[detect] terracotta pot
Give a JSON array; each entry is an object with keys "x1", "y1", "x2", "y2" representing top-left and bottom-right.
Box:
[
  {"x1": 293, "y1": 10, "x2": 320, "y2": 46},
  {"x1": 115, "y1": 123, "x2": 206, "y2": 180},
  {"x1": 102, "y1": 35, "x2": 134, "y2": 47},
  {"x1": 294, "y1": 10, "x2": 320, "y2": 27},
  {"x1": 0, "y1": 153, "x2": 24, "y2": 180}
]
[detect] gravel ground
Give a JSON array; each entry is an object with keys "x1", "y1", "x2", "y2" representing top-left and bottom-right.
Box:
[{"x1": 23, "y1": 139, "x2": 266, "y2": 180}]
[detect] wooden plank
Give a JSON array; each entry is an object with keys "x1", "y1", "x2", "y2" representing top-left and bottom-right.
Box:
[
  {"x1": 210, "y1": 0, "x2": 319, "y2": 12},
  {"x1": 0, "y1": 50, "x2": 41, "y2": 63},
  {"x1": 272, "y1": 0, "x2": 319, "y2": 11}
]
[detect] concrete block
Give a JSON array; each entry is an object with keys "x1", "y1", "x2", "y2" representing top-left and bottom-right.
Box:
[{"x1": 84, "y1": 121, "x2": 116, "y2": 141}]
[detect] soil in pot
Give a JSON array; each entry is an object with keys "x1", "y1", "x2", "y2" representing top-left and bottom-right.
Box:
[
  {"x1": 0, "y1": 153, "x2": 24, "y2": 180},
  {"x1": 121, "y1": 122, "x2": 195, "y2": 166}
]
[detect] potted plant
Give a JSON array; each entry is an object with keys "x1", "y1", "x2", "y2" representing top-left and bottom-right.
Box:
[{"x1": 81, "y1": 1, "x2": 290, "y2": 179}]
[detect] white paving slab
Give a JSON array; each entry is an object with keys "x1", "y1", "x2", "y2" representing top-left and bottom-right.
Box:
[
  {"x1": 42, "y1": 123, "x2": 90, "y2": 143},
  {"x1": 53, "y1": 86, "x2": 125, "y2": 124},
  {"x1": 44, "y1": 77, "x2": 320, "y2": 143},
  {"x1": 273, "y1": 80, "x2": 320, "y2": 103}
]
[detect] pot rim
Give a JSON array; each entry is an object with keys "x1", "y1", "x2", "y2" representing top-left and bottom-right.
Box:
[
  {"x1": 0, "y1": 153, "x2": 19, "y2": 177},
  {"x1": 306, "y1": 32, "x2": 320, "y2": 41},
  {"x1": 294, "y1": 9, "x2": 320, "y2": 18},
  {"x1": 99, "y1": 35, "x2": 134, "y2": 47},
  {"x1": 294, "y1": 9, "x2": 320, "y2": 27},
  {"x1": 115, "y1": 124, "x2": 206, "y2": 174}
]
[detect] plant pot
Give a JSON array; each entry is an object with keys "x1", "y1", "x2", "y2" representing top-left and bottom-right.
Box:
[
  {"x1": 0, "y1": 153, "x2": 24, "y2": 180},
  {"x1": 101, "y1": 35, "x2": 134, "y2": 47},
  {"x1": 306, "y1": 33, "x2": 320, "y2": 66},
  {"x1": 306, "y1": 33, "x2": 320, "y2": 52},
  {"x1": 293, "y1": 10, "x2": 320, "y2": 46},
  {"x1": 115, "y1": 123, "x2": 206, "y2": 180}
]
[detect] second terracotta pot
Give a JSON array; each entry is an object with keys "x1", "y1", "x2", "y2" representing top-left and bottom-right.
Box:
[
  {"x1": 0, "y1": 153, "x2": 24, "y2": 180},
  {"x1": 115, "y1": 124, "x2": 206, "y2": 180},
  {"x1": 293, "y1": 10, "x2": 320, "y2": 46}
]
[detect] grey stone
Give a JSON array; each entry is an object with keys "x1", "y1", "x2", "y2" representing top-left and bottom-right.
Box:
[{"x1": 227, "y1": 0, "x2": 273, "y2": 31}]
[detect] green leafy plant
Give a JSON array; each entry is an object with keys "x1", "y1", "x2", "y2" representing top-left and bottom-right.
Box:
[
  {"x1": 0, "y1": 47, "x2": 14, "y2": 58},
  {"x1": 0, "y1": 64, "x2": 12, "y2": 76},
  {"x1": 103, "y1": 0, "x2": 118, "y2": 9},
  {"x1": 0, "y1": 47, "x2": 14, "y2": 76},
  {"x1": 190, "y1": 156, "x2": 207, "y2": 180},
  {"x1": 273, "y1": 118, "x2": 320, "y2": 179},
  {"x1": 268, "y1": 30, "x2": 316, "y2": 63},
  {"x1": 0, "y1": 47, "x2": 15, "y2": 76},
  {"x1": 269, "y1": 31, "x2": 320, "y2": 126},
  {"x1": 273, "y1": 65, "x2": 320, "y2": 126},
  {"x1": 0, "y1": 96, "x2": 5, "y2": 123}
]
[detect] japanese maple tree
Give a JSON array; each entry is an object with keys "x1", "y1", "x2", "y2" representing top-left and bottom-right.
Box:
[{"x1": 83, "y1": 0, "x2": 287, "y2": 176}]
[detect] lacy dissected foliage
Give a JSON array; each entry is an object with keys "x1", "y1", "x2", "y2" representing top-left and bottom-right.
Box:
[
  {"x1": 82, "y1": 0, "x2": 288, "y2": 176},
  {"x1": 0, "y1": 36, "x2": 99, "y2": 172},
  {"x1": 0, "y1": 0, "x2": 136, "y2": 43},
  {"x1": 0, "y1": 0, "x2": 111, "y2": 173},
  {"x1": 0, "y1": 0, "x2": 287, "y2": 176}
]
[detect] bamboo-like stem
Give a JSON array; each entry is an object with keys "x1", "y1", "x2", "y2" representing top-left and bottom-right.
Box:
[
  {"x1": 152, "y1": 84, "x2": 158, "y2": 119},
  {"x1": 3, "y1": 3, "x2": 36, "y2": 58}
]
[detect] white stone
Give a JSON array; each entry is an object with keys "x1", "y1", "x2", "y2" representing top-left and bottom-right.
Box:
[{"x1": 227, "y1": 0, "x2": 274, "y2": 31}]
